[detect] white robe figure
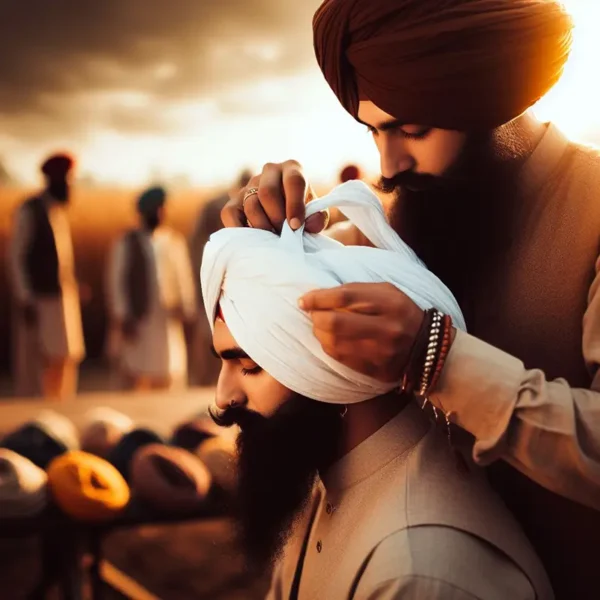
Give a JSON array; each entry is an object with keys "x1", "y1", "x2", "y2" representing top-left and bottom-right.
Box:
[
  {"x1": 7, "y1": 193, "x2": 85, "y2": 398},
  {"x1": 106, "y1": 227, "x2": 197, "y2": 389}
]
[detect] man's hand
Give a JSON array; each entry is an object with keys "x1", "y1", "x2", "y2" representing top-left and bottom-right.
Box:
[
  {"x1": 299, "y1": 283, "x2": 425, "y2": 382},
  {"x1": 221, "y1": 160, "x2": 328, "y2": 234}
]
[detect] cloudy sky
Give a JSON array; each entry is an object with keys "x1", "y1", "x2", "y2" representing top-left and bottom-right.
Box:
[{"x1": 1, "y1": 0, "x2": 599, "y2": 187}]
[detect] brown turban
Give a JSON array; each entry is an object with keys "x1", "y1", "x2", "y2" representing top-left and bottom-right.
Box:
[
  {"x1": 340, "y1": 164, "x2": 362, "y2": 183},
  {"x1": 41, "y1": 153, "x2": 75, "y2": 179},
  {"x1": 313, "y1": 0, "x2": 573, "y2": 130}
]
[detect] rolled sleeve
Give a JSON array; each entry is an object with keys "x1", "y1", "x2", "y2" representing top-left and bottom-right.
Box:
[
  {"x1": 431, "y1": 330, "x2": 524, "y2": 464},
  {"x1": 429, "y1": 329, "x2": 600, "y2": 510}
]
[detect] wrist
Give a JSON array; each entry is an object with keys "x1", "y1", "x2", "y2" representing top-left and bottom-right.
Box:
[
  {"x1": 400, "y1": 310, "x2": 454, "y2": 398},
  {"x1": 399, "y1": 309, "x2": 433, "y2": 395}
]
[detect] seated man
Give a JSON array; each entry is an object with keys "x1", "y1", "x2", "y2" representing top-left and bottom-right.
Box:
[{"x1": 201, "y1": 182, "x2": 552, "y2": 599}]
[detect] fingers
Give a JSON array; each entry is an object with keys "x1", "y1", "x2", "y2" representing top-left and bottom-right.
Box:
[
  {"x1": 281, "y1": 160, "x2": 307, "y2": 230},
  {"x1": 305, "y1": 211, "x2": 328, "y2": 234},
  {"x1": 304, "y1": 185, "x2": 328, "y2": 234},
  {"x1": 299, "y1": 283, "x2": 377, "y2": 312},
  {"x1": 258, "y1": 164, "x2": 287, "y2": 231},
  {"x1": 244, "y1": 191, "x2": 276, "y2": 232},
  {"x1": 221, "y1": 160, "x2": 309, "y2": 232},
  {"x1": 221, "y1": 193, "x2": 247, "y2": 228},
  {"x1": 310, "y1": 310, "x2": 380, "y2": 341}
]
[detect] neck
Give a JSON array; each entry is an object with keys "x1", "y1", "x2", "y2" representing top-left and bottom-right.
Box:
[
  {"x1": 486, "y1": 111, "x2": 547, "y2": 178},
  {"x1": 336, "y1": 392, "x2": 411, "y2": 458},
  {"x1": 142, "y1": 222, "x2": 161, "y2": 233}
]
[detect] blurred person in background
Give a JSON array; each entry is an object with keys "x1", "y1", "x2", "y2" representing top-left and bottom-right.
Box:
[
  {"x1": 188, "y1": 169, "x2": 253, "y2": 386},
  {"x1": 106, "y1": 186, "x2": 196, "y2": 391},
  {"x1": 7, "y1": 153, "x2": 85, "y2": 399},
  {"x1": 339, "y1": 164, "x2": 363, "y2": 185},
  {"x1": 325, "y1": 164, "x2": 372, "y2": 243},
  {"x1": 222, "y1": 0, "x2": 600, "y2": 597}
]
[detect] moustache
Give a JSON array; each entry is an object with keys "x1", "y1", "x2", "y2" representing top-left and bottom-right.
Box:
[
  {"x1": 376, "y1": 171, "x2": 443, "y2": 194},
  {"x1": 208, "y1": 403, "x2": 264, "y2": 431}
]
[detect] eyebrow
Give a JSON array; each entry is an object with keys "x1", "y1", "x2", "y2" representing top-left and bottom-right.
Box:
[
  {"x1": 211, "y1": 345, "x2": 250, "y2": 360},
  {"x1": 360, "y1": 117, "x2": 405, "y2": 132}
]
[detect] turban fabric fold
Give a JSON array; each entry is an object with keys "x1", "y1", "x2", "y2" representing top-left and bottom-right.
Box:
[
  {"x1": 201, "y1": 181, "x2": 466, "y2": 405},
  {"x1": 313, "y1": 0, "x2": 573, "y2": 130}
]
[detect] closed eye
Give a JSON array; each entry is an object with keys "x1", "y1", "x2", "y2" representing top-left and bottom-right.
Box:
[
  {"x1": 366, "y1": 123, "x2": 431, "y2": 141},
  {"x1": 241, "y1": 366, "x2": 262, "y2": 376}
]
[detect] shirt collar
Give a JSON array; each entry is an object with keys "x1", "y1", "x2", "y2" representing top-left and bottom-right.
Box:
[
  {"x1": 320, "y1": 402, "x2": 430, "y2": 494},
  {"x1": 517, "y1": 121, "x2": 570, "y2": 199}
]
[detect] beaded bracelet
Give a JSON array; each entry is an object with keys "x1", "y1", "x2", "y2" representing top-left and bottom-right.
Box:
[
  {"x1": 399, "y1": 308, "x2": 435, "y2": 395},
  {"x1": 427, "y1": 314, "x2": 453, "y2": 394},
  {"x1": 417, "y1": 309, "x2": 443, "y2": 399}
]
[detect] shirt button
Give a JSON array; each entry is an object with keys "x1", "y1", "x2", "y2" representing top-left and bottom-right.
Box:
[{"x1": 316, "y1": 540, "x2": 322, "y2": 553}]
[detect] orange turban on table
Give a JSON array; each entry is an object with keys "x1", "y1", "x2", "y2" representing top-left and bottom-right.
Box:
[
  {"x1": 47, "y1": 451, "x2": 130, "y2": 522},
  {"x1": 313, "y1": 0, "x2": 573, "y2": 130}
]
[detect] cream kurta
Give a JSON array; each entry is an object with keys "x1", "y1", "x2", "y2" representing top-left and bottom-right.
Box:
[
  {"x1": 7, "y1": 194, "x2": 85, "y2": 397},
  {"x1": 106, "y1": 227, "x2": 196, "y2": 382},
  {"x1": 268, "y1": 404, "x2": 551, "y2": 600}
]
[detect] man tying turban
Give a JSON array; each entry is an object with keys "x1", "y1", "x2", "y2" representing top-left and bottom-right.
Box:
[
  {"x1": 221, "y1": 1, "x2": 600, "y2": 597},
  {"x1": 205, "y1": 182, "x2": 552, "y2": 599},
  {"x1": 313, "y1": 0, "x2": 572, "y2": 131}
]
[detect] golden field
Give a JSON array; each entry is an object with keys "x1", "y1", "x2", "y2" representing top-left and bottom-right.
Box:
[
  {"x1": 0, "y1": 184, "x2": 339, "y2": 373},
  {"x1": 0, "y1": 186, "x2": 221, "y2": 371}
]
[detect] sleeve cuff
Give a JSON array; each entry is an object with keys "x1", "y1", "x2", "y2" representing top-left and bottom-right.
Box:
[{"x1": 430, "y1": 329, "x2": 526, "y2": 463}]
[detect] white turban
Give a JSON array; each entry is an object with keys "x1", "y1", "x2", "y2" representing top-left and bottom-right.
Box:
[{"x1": 201, "y1": 181, "x2": 465, "y2": 405}]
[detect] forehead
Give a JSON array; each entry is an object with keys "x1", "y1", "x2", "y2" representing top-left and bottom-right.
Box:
[
  {"x1": 357, "y1": 101, "x2": 398, "y2": 127},
  {"x1": 212, "y1": 319, "x2": 237, "y2": 350}
]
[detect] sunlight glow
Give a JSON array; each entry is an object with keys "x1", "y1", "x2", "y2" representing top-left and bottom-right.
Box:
[
  {"x1": 533, "y1": 0, "x2": 600, "y2": 140},
  {"x1": 9, "y1": 0, "x2": 600, "y2": 187}
]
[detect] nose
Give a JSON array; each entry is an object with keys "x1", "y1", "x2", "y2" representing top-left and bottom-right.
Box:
[
  {"x1": 215, "y1": 371, "x2": 246, "y2": 411},
  {"x1": 377, "y1": 136, "x2": 414, "y2": 180}
]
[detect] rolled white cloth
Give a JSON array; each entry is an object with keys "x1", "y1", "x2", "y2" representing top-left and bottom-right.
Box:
[{"x1": 201, "y1": 181, "x2": 466, "y2": 405}]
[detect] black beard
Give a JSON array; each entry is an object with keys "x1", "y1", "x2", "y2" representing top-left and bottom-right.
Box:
[
  {"x1": 143, "y1": 213, "x2": 161, "y2": 231},
  {"x1": 384, "y1": 131, "x2": 522, "y2": 316},
  {"x1": 48, "y1": 181, "x2": 70, "y2": 203},
  {"x1": 211, "y1": 396, "x2": 343, "y2": 572}
]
